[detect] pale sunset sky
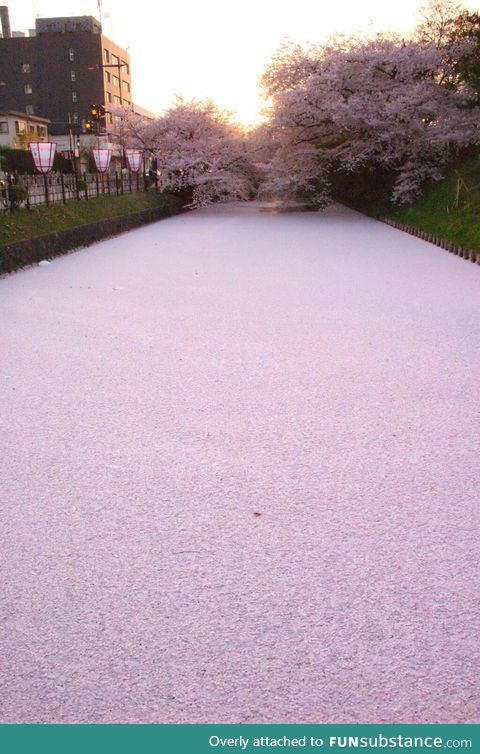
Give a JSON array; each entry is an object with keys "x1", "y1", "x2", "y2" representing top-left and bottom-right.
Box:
[{"x1": 10, "y1": 0, "x2": 480, "y2": 125}]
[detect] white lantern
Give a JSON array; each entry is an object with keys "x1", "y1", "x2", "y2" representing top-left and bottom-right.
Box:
[
  {"x1": 126, "y1": 149, "x2": 142, "y2": 172},
  {"x1": 29, "y1": 142, "x2": 56, "y2": 173},
  {"x1": 92, "y1": 148, "x2": 112, "y2": 173}
]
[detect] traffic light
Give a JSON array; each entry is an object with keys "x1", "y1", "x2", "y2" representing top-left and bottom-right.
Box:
[
  {"x1": 90, "y1": 104, "x2": 106, "y2": 120},
  {"x1": 85, "y1": 119, "x2": 95, "y2": 132}
]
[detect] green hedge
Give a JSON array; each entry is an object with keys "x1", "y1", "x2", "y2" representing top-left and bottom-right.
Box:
[{"x1": 0, "y1": 147, "x2": 72, "y2": 174}]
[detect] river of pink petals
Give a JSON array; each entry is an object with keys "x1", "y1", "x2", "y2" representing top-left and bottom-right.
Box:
[{"x1": 0, "y1": 203, "x2": 479, "y2": 723}]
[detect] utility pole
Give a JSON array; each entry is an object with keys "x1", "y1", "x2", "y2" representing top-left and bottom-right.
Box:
[
  {"x1": 67, "y1": 112, "x2": 80, "y2": 199},
  {"x1": 67, "y1": 112, "x2": 78, "y2": 176}
]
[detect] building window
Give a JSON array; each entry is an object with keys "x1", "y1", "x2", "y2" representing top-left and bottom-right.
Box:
[
  {"x1": 123, "y1": 100, "x2": 130, "y2": 107},
  {"x1": 37, "y1": 125, "x2": 46, "y2": 137},
  {"x1": 108, "y1": 113, "x2": 113, "y2": 124},
  {"x1": 113, "y1": 95, "x2": 121, "y2": 105},
  {"x1": 15, "y1": 120, "x2": 26, "y2": 134},
  {"x1": 104, "y1": 48, "x2": 110, "y2": 63},
  {"x1": 122, "y1": 61, "x2": 129, "y2": 74},
  {"x1": 107, "y1": 92, "x2": 112, "y2": 103},
  {"x1": 112, "y1": 75, "x2": 119, "y2": 87},
  {"x1": 71, "y1": 70, "x2": 76, "y2": 82},
  {"x1": 122, "y1": 80, "x2": 130, "y2": 92},
  {"x1": 112, "y1": 54, "x2": 119, "y2": 66},
  {"x1": 105, "y1": 71, "x2": 111, "y2": 83},
  {"x1": 24, "y1": 84, "x2": 33, "y2": 94},
  {"x1": 73, "y1": 112, "x2": 79, "y2": 124},
  {"x1": 21, "y1": 63, "x2": 31, "y2": 73},
  {"x1": 28, "y1": 125, "x2": 35, "y2": 134},
  {"x1": 72, "y1": 91, "x2": 77, "y2": 102},
  {"x1": 69, "y1": 48, "x2": 75, "y2": 61},
  {"x1": 25, "y1": 104, "x2": 35, "y2": 115},
  {"x1": 0, "y1": 121, "x2": 8, "y2": 134}
]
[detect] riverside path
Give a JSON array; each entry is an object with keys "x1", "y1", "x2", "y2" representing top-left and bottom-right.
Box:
[{"x1": 0, "y1": 202, "x2": 479, "y2": 723}]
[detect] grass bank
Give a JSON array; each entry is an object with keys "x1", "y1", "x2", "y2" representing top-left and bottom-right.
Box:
[
  {"x1": 0, "y1": 191, "x2": 184, "y2": 247},
  {"x1": 371, "y1": 155, "x2": 480, "y2": 253}
]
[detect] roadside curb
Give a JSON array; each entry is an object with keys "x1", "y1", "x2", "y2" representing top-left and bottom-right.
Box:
[{"x1": 380, "y1": 217, "x2": 480, "y2": 265}]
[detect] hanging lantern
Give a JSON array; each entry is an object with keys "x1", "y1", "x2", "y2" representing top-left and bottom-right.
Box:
[
  {"x1": 29, "y1": 142, "x2": 56, "y2": 174},
  {"x1": 126, "y1": 149, "x2": 142, "y2": 173},
  {"x1": 92, "y1": 148, "x2": 112, "y2": 173}
]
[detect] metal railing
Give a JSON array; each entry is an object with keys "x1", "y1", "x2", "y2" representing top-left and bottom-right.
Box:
[{"x1": 1, "y1": 170, "x2": 157, "y2": 210}]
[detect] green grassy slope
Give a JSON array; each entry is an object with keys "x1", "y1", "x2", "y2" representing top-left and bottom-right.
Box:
[
  {"x1": 0, "y1": 192, "x2": 184, "y2": 247},
  {"x1": 377, "y1": 155, "x2": 480, "y2": 252}
]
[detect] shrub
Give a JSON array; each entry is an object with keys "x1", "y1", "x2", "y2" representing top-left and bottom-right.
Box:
[{"x1": 8, "y1": 184, "x2": 28, "y2": 210}]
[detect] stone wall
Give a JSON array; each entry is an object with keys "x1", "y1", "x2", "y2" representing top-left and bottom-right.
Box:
[{"x1": 0, "y1": 202, "x2": 186, "y2": 275}]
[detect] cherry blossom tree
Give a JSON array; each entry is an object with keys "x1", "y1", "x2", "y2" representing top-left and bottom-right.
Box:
[
  {"x1": 254, "y1": 128, "x2": 331, "y2": 208},
  {"x1": 112, "y1": 99, "x2": 253, "y2": 206},
  {"x1": 260, "y1": 33, "x2": 480, "y2": 205}
]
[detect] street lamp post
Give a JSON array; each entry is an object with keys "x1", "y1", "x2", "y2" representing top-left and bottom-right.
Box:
[
  {"x1": 92, "y1": 147, "x2": 112, "y2": 196},
  {"x1": 87, "y1": 60, "x2": 129, "y2": 110},
  {"x1": 88, "y1": 60, "x2": 130, "y2": 168},
  {"x1": 67, "y1": 113, "x2": 80, "y2": 199},
  {"x1": 126, "y1": 149, "x2": 142, "y2": 191},
  {"x1": 29, "y1": 142, "x2": 57, "y2": 206}
]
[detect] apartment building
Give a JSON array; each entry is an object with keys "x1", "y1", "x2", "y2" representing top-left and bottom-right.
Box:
[
  {"x1": 0, "y1": 9, "x2": 132, "y2": 135},
  {"x1": 0, "y1": 109, "x2": 49, "y2": 147}
]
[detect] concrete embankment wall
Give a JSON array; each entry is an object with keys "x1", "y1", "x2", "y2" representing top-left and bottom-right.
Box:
[{"x1": 0, "y1": 203, "x2": 186, "y2": 275}]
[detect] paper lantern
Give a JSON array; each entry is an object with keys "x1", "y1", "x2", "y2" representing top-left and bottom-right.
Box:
[{"x1": 29, "y1": 142, "x2": 56, "y2": 174}]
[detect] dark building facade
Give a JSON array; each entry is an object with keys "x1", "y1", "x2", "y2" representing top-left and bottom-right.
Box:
[{"x1": 0, "y1": 11, "x2": 131, "y2": 135}]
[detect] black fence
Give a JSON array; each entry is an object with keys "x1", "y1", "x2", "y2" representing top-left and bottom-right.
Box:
[{"x1": 1, "y1": 170, "x2": 157, "y2": 210}]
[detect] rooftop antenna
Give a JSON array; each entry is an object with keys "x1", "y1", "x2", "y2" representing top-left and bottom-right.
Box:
[
  {"x1": 97, "y1": 0, "x2": 103, "y2": 26},
  {"x1": 103, "y1": 9, "x2": 113, "y2": 38}
]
